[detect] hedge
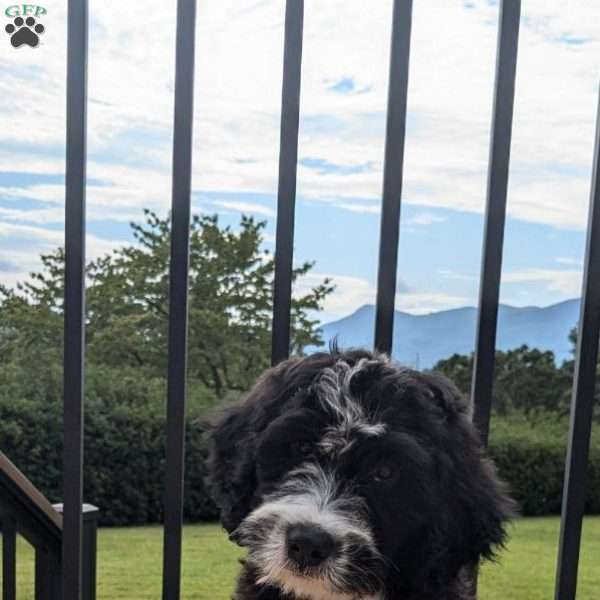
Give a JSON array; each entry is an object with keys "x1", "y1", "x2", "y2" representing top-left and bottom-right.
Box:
[
  {"x1": 489, "y1": 436, "x2": 600, "y2": 515},
  {"x1": 0, "y1": 396, "x2": 598, "y2": 526},
  {"x1": 0, "y1": 394, "x2": 219, "y2": 526},
  {"x1": 488, "y1": 415, "x2": 600, "y2": 516}
]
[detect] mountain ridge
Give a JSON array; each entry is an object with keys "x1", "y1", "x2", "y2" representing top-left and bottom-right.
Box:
[{"x1": 313, "y1": 298, "x2": 580, "y2": 369}]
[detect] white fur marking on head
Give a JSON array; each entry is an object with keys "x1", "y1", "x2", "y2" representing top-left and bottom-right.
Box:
[
  {"x1": 246, "y1": 464, "x2": 372, "y2": 543},
  {"x1": 315, "y1": 359, "x2": 387, "y2": 456}
]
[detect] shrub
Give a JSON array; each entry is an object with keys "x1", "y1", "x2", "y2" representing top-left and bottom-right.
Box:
[
  {"x1": 1, "y1": 391, "x2": 599, "y2": 525},
  {"x1": 0, "y1": 368, "x2": 220, "y2": 526},
  {"x1": 488, "y1": 414, "x2": 600, "y2": 516}
]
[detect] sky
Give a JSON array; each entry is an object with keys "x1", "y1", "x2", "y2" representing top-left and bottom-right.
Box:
[{"x1": 0, "y1": 0, "x2": 599, "y2": 324}]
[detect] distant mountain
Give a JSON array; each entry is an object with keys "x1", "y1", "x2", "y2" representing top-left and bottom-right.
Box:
[{"x1": 312, "y1": 299, "x2": 581, "y2": 369}]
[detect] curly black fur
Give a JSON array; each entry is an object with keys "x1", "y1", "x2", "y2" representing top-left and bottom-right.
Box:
[{"x1": 208, "y1": 349, "x2": 515, "y2": 600}]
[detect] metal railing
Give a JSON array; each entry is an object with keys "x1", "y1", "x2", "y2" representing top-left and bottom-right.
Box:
[
  {"x1": 0, "y1": 451, "x2": 98, "y2": 600},
  {"x1": 3, "y1": 0, "x2": 599, "y2": 598}
]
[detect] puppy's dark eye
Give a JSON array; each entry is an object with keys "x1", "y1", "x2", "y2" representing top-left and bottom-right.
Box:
[
  {"x1": 372, "y1": 463, "x2": 394, "y2": 482},
  {"x1": 297, "y1": 440, "x2": 314, "y2": 457}
]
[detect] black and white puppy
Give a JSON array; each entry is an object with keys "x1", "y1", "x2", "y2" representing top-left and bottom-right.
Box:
[{"x1": 209, "y1": 349, "x2": 514, "y2": 600}]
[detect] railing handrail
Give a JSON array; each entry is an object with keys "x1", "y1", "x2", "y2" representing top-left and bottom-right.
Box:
[
  {"x1": 0, "y1": 450, "x2": 99, "y2": 600},
  {"x1": 0, "y1": 450, "x2": 62, "y2": 550}
]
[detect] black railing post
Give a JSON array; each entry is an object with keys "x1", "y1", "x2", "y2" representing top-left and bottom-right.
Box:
[
  {"x1": 374, "y1": 0, "x2": 413, "y2": 355},
  {"x1": 470, "y1": 0, "x2": 520, "y2": 446},
  {"x1": 162, "y1": 1, "x2": 197, "y2": 598},
  {"x1": 54, "y1": 503, "x2": 98, "y2": 600},
  {"x1": 82, "y1": 505, "x2": 98, "y2": 600},
  {"x1": 271, "y1": 0, "x2": 304, "y2": 366},
  {"x1": 35, "y1": 548, "x2": 61, "y2": 600},
  {"x1": 2, "y1": 515, "x2": 17, "y2": 600},
  {"x1": 554, "y1": 86, "x2": 600, "y2": 600},
  {"x1": 63, "y1": 0, "x2": 89, "y2": 598}
]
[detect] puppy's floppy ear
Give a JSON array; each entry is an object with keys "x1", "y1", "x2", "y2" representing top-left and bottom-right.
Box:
[
  {"x1": 422, "y1": 374, "x2": 515, "y2": 575},
  {"x1": 208, "y1": 401, "x2": 256, "y2": 533},
  {"x1": 461, "y1": 454, "x2": 516, "y2": 563},
  {"x1": 437, "y1": 418, "x2": 516, "y2": 575},
  {"x1": 208, "y1": 360, "x2": 295, "y2": 533}
]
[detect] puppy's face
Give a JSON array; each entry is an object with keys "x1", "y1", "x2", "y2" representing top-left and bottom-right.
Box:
[{"x1": 210, "y1": 351, "x2": 513, "y2": 600}]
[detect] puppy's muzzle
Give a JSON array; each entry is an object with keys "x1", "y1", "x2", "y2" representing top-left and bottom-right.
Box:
[{"x1": 286, "y1": 523, "x2": 336, "y2": 568}]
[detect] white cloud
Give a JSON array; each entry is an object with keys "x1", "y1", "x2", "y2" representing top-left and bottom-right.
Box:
[
  {"x1": 209, "y1": 200, "x2": 275, "y2": 217},
  {"x1": 295, "y1": 271, "x2": 470, "y2": 320},
  {"x1": 0, "y1": 222, "x2": 124, "y2": 289},
  {"x1": 294, "y1": 273, "x2": 376, "y2": 322},
  {"x1": 395, "y1": 291, "x2": 471, "y2": 315},
  {"x1": 438, "y1": 269, "x2": 476, "y2": 282},
  {"x1": 0, "y1": 205, "x2": 64, "y2": 224},
  {"x1": 508, "y1": 177, "x2": 591, "y2": 230},
  {"x1": 332, "y1": 201, "x2": 380, "y2": 214},
  {"x1": 556, "y1": 257, "x2": 582, "y2": 267},
  {"x1": 405, "y1": 212, "x2": 446, "y2": 226},
  {"x1": 1, "y1": 0, "x2": 598, "y2": 233},
  {"x1": 1, "y1": 0, "x2": 600, "y2": 319},
  {"x1": 503, "y1": 268, "x2": 582, "y2": 296},
  {"x1": 439, "y1": 265, "x2": 584, "y2": 302}
]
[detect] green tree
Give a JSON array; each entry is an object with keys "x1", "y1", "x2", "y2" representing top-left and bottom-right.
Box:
[
  {"x1": 494, "y1": 345, "x2": 568, "y2": 416},
  {"x1": 433, "y1": 353, "x2": 472, "y2": 397},
  {"x1": 433, "y1": 345, "x2": 569, "y2": 418},
  {"x1": 0, "y1": 211, "x2": 334, "y2": 401},
  {"x1": 560, "y1": 327, "x2": 600, "y2": 421}
]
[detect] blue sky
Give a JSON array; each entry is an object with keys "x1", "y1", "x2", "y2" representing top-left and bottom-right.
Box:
[{"x1": 0, "y1": 0, "x2": 599, "y2": 323}]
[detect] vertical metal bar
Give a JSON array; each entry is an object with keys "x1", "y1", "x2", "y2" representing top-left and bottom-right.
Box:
[
  {"x1": 36, "y1": 548, "x2": 61, "y2": 600},
  {"x1": 555, "y1": 87, "x2": 600, "y2": 600},
  {"x1": 2, "y1": 516, "x2": 17, "y2": 600},
  {"x1": 63, "y1": 0, "x2": 89, "y2": 599},
  {"x1": 55, "y1": 504, "x2": 98, "y2": 600},
  {"x1": 470, "y1": 0, "x2": 520, "y2": 446},
  {"x1": 373, "y1": 0, "x2": 413, "y2": 355},
  {"x1": 271, "y1": 0, "x2": 304, "y2": 366},
  {"x1": 82, "y1": 505, "x2": 98, "y2": 600},
  {"x1": 161, "y1": 0, "x2": 197, "y2": 598},
  {"x1": 35, "y1": 549, "x2": 47, "y2": 600}
]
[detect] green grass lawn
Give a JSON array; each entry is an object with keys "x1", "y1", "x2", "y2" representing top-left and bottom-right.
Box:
[{"x1": 2, "y1": 517, "x2": 599, "y2": 598}]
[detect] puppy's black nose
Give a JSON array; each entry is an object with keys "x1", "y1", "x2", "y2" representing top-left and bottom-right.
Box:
[{"x1": 286, "y1": 524, "x2": 335, "y2": 567}]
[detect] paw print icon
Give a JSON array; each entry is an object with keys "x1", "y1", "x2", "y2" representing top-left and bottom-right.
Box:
[{"x1": 5, "y1": 16, "x2": 45, "y2": 48}]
